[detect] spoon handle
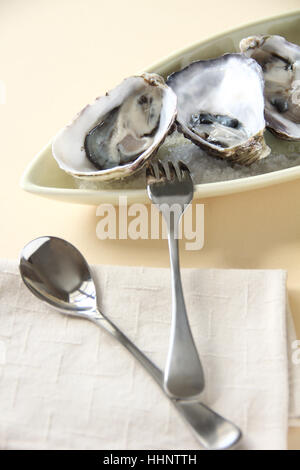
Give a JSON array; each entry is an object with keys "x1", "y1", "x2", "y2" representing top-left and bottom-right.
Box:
[
  {"x1": 91, "y1": 309, "x2": 241, "y2": 450},
  {"x1": 92, "y1": 309, "x2": 163, "y2": 384}
]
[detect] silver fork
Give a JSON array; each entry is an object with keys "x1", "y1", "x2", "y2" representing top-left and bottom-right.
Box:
[{"x1": 146, "y1": 159, "x2": 205, "y2": 400}]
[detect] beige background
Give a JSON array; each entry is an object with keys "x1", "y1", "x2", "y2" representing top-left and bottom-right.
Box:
[{"x1": 1, "y1": 0, "x2": 300, "y2": 449}]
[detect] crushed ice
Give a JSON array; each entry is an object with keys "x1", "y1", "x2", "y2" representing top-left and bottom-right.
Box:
[{"x1": 74, "y1": 131, "x2": 300, "y2": 190}]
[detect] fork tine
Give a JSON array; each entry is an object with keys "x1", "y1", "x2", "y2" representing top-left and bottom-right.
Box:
[
  {"x1": 178, "y1": 161, "x2": 191, "y2": 180},
  {"x1": 173, "y1": 161, "x2": 185, "y2": 181},
  {"x1": 153, "y1": 162, "x2": 161, "y2": 179},
  {"x1": 157, "y1": 160, "x2": 167, "y2": 179},
  {"x1": 146, "y1": 162, "x2": 159, "y2": 183},
  {"x1": 178, "y1": 161, "x2": 189, "y2": 172},
  {"x1": 168, "y1": 161, "x2": 178, "y2": 181},
  {"x1": 146, "y1": 163, "x2": 155, "y2": 180}
]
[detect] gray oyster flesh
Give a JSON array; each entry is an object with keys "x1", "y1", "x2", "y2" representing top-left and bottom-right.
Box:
[
  {"x1": 188, "y1": 112, "x2": 249, "y2": 149},
  {"x1": 255, "y1": 48, "x2": 300, "y2": 123},
  {"x1": 84, "y1": 87, "x2": 163, "y2": 170},
  {"x1": 240, "y1": 35, "x2": 300, "y2": 140}
]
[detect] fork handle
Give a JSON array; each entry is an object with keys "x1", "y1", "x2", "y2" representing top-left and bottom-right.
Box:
[
  {"x1": 91, "y1": 310, "x2": 241, "y2": 450},
  {"x1": 165, "y1": 222, "x2": 205, "y2": 399}
]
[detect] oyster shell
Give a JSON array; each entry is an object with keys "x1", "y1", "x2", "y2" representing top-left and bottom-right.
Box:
[
  {"x1": 52, "y1": 73, "x2": 177, "y2": 181},
  {"x1": 240, "y1": 35, "x2": 300, "y2": 140},
  {"x1": 167, "y1": 54, "x2": 270, "y2": 165}
]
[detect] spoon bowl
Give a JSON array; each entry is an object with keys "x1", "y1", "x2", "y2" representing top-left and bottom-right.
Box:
[{"x1": 20, "y1": 236, "x2": 96, "y2": 315}]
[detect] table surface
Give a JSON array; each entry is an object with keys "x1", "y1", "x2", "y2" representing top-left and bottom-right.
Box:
[{"x1": 1, "y1": 0, "x2": 300, "y2": 450}]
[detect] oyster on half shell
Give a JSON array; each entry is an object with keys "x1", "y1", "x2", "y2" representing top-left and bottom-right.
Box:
[
  {"x1": 52, "y1": 73, "x2": 177, "y2": 181},
  {"x1": 240, "y1": 35, "x2": 300, "y2": 141},
  {"x1": 167, "y1": 54, "x2": 270, "y2": 165}
]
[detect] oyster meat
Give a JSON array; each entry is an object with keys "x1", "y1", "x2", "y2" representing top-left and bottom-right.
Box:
[
  {"x1": 167, "y1": 54, "x2": 270, "y2": 165},
  {"x1": 52, "y1": 73, "x2": 177, "y2": 181},
  {"x1": 240, "y1": 35, "x2": 300, "y2": 140}
]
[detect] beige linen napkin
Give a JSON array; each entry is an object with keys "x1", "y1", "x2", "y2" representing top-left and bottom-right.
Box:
[{"x1": 0, "y1": 259, "x2": 299, "y2": 450}]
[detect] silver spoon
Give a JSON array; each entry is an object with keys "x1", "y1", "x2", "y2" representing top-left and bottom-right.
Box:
[{"x1": 19, "y1": 236, "x2": 242, "y2": 450}]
